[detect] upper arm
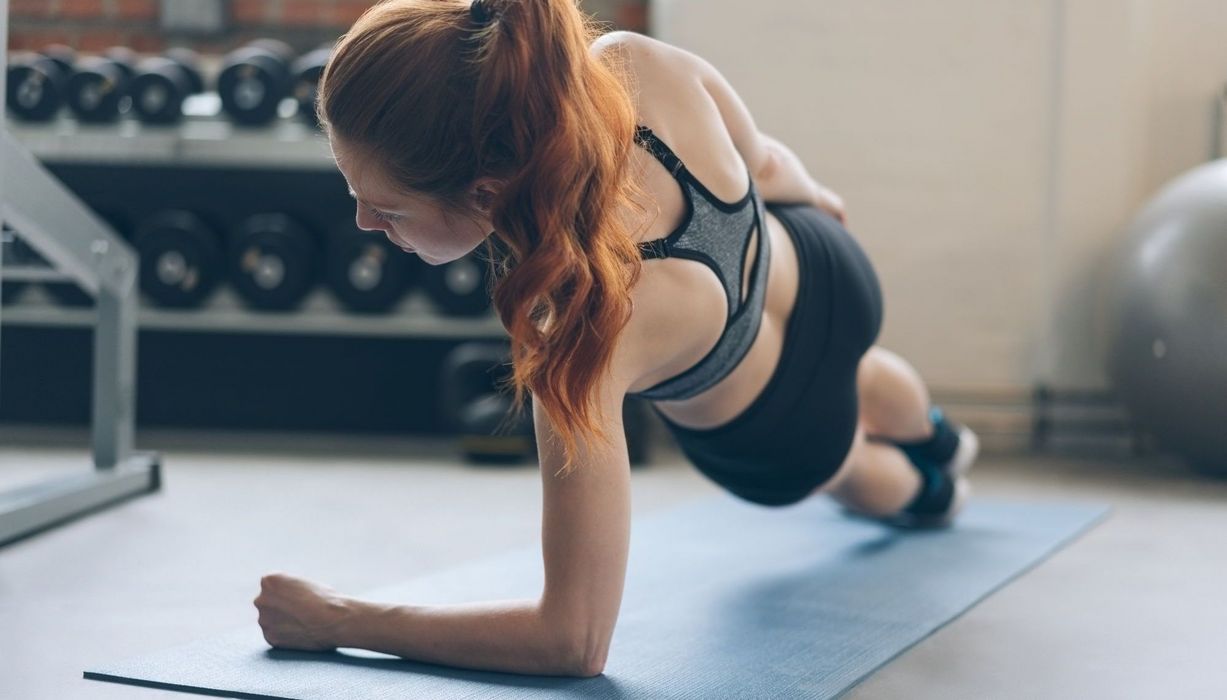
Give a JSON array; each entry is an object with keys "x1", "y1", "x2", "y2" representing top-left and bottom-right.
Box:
[
  {"x1": 598, "y1": 31, "x2": 775, "y2": 178},
  {"x1": 534, "y1": 352, "x2": 636, "y2": 670}
]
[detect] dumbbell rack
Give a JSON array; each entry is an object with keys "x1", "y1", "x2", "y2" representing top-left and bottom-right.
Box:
[
  {"x1": 1, "y1": 115, "x2": 509, "y2": 339},
  {"x1": 0, "y1": 0, "x2": 161, "y2": 548}
]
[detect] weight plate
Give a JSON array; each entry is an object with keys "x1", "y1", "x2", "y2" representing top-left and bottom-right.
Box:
[
  {"x1": 438, "y1": 341, "x2": 516, "y2": 430},
  {"x1": 102, "y1": 46, "x2": 139, "y2": 82},
  {"x1": 324, "y1": 224, "x2": 417, "y2": 313},
  {"x1": 6, "y1": 54, "x2": 65, "y2": 122},
  {"x1": 130, "y1": 57, "x2": 192, "y2": 124},
  {"x1": 164, "y1": 47, "x2": 205, "y2": 95},
  {"x1": 228, "y1": 213, "x2": 318, "y2": 310},
  {"x1": 421, "y1": 254, "x2": 492, "y2": 316},
  {"x1": 39, "y1": 44, "x2": 77, "y2": 76},
  {"x1": 217, "y1": 46, "x2": 291, "y2": 126},
  {"x1": 65, "y1": 56, "x2": 128, "y2": 123},
  {"x1": 290, "y1": 47, "x2": 331, "y2": 127},
  {"x1": 134, "y1": 210, "x2": 223, "y2": 308}
]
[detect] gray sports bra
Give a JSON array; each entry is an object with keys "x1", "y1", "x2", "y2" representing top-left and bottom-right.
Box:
[{"x1": 627, "y1": 124, "x2": 771, "y2": 402}]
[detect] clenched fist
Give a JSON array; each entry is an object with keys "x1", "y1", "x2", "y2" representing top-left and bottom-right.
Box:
[{"x1": 253, "y1": 573, "x2": 351, "y2": 652}]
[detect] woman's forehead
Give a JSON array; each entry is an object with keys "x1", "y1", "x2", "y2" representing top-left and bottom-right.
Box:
[
  {"x1": 330, "y1": 138, "x2": 373, "y2": 174},
  {"x1": 331, "y1": 141, "x2": 402, "y2": 201}
]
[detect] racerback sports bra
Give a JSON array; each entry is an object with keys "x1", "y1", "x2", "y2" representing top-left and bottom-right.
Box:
[{"x1": 627, "y1": 124, "x2": 771, "y2": 401}]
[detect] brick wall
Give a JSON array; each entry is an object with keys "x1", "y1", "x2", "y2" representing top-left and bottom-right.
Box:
[{"x1": 6, "y1": 0, "x2": 650, "y2": 56}]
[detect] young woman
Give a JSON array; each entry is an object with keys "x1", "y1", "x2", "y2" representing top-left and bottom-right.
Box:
[{"x1": 254, "y1": 0, "x2": 980, "y2": 678}]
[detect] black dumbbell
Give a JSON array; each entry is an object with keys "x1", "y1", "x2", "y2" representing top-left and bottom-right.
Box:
[
  {"x1": 324, "y1": 222, "x2": 420, "y2": 314},
  {"x1": 228, "y1": 212, "x2": 318, "y2": 310},
  {"x1": 290, "y1": 47, "x2": 330, "y2": 128},
  {"x1": 39, "y1": 44, "x2": 77, "y2": 75},
  {"x1": 217, "y1": 39, "x2": 296, "y2": 126},
  {"x1": 248, "y1": 37, "x2": 298, "y2": 113},
  {"x1": 6, "y1": 51, "x2": 72, "y2": 122},
  {"x1": 103, "y1": 46, "x2": 139, "y2": 82},
  {"x1": 247, "y1": 38, "x2": 297, "y2": 64},
  {"x1": 439, "y1": 341, "x2": 536, "y2": 465},
  {"x1": 129, "y1": 48, "x2": 205, "y2": 125},
  {"x1": 164, "y1": 47, "x2": 205, "y2": 95},
  {"x1": 134, "y1": 210, "x2": 224, "y2": 308},
  {"x1": 65, "y1": 48, "x2": 139, "y2": 123},
  {"x1": 421, "y1": 253, "x2": 493, "y2": 316}
]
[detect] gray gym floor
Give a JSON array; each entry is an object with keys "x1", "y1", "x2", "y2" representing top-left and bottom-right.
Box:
[{"x1": 2, "y1": 430, "x2": 1224, "y2": 699}]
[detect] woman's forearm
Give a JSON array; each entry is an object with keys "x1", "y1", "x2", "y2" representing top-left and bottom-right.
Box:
[{"x1": 330, "y1": 597, "x2": 594, "y2": 677}]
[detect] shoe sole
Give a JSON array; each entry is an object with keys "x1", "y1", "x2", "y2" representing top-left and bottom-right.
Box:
[{"x1": 947, "y1": 425, "x2": 979, "y2": 479}]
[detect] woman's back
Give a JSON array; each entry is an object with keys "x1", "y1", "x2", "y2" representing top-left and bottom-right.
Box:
[{"x1": 602, "y1": 33, "x2": 802, "y2": 432}]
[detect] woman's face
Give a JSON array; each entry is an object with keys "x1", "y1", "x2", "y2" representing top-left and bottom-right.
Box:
[{"x1": 330, "y1": 137, "x2": 496, "y2": 266}]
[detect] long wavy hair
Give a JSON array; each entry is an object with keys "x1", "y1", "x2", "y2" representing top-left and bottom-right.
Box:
[{"x1": 318, "y1": 0, "x2": 650, "y2": 474}]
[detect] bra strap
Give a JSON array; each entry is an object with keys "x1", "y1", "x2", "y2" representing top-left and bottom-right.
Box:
[
  {"x1": 637, "y1": 236, "x2": 672, "y2": 259},
  {"x1": 634, "y1": 125, "x2": 687, "y2": 178}
]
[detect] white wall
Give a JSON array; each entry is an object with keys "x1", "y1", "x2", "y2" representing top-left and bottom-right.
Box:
[{"x1": 651, "y1": 0, "x2": 1227, "y2": 399}]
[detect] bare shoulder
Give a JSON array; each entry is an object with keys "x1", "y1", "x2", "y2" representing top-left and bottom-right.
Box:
[
  {"x1": 590, "y1": 31, "x2": 757, "y2": 192},
  {"x1": 589, "y1": 31, "x2": 706, "y2": 105},
  {"x1": 590, "y1": 30, "x2": 677, "y2": 62}
]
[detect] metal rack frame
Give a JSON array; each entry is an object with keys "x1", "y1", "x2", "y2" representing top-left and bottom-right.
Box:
[{"x1": 0, "y1": 0, "x2": 161, "y2": 548}]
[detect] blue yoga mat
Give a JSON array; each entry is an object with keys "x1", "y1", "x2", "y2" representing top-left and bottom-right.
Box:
[{"x1": 85, "y1": 495, "x2": 1109, "y2": 699}]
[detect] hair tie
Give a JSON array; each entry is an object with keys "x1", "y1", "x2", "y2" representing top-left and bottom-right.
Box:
[{"x1": 470, "y1": 0, "x2": 498, "y2": 25}]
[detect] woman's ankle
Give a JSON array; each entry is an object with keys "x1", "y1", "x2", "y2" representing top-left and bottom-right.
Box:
[
  {"x1": 901, "y1": 463, "x2": 956, "y2": 516},
  {"x1": 893, "y1": 406, "x2": 960, "y2": 468}
]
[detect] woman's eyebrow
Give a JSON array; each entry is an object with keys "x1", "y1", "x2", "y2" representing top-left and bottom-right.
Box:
[{"x1": 346, "y1": 187, "x2": 399, "y2": 210}]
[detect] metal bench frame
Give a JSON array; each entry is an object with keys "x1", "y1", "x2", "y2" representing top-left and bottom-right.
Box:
[{"x1": 0, "y1": 0, "x2": 161, "y2": 547}]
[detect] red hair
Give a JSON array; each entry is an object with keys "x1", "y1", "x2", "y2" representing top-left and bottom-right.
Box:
[{"x1": 318, "y1": 0, "x2": 649, "y2": 474}]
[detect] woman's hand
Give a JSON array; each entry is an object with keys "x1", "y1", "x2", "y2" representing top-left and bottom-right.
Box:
[
  {"x1": 812, "y1": 182, "x2": 848, "y2": 226},
  {"x1": 253, "y1": 573, "x2": 351, "y2": 652}
]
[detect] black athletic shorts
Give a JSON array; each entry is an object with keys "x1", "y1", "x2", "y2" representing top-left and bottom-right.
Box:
[{"x1": 651, "y1": 203, "x2": 884, "y2": 507}]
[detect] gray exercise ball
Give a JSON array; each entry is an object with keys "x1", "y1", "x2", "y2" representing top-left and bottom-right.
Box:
[{"x1": 1100, "y1": 159, "x2": 1227, "y2": 474}]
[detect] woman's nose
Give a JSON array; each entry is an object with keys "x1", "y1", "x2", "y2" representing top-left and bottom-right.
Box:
[{"x1": 354, "y1": 209, "x2": 383, "y2": 233}]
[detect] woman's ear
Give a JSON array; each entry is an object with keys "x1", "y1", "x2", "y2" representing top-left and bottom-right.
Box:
[
  {"x1": 470, "y1": 177, "x2": 503, "y2": 214},
  {"x1": 474, "y1": 189, "x2": 495, "y2": 213}
]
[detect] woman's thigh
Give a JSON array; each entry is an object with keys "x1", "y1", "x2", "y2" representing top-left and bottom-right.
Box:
[{"x1": 812, "y1": 420, "x2": 866, "y2": 496}]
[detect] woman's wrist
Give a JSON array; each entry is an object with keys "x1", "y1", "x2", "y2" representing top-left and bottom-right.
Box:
[
  {"x1": 806, "y1": 180, "x2": 827, "y2": 208},
  {"x1": 327, "y1": 595, "x2": 377, "y2": 649},
  {"x1": 810, "y1": 181, "x2": 847, "y2": 224}
]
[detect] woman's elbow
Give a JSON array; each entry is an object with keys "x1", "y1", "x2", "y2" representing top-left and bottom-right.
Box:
[
  {"x1": 567, "y1": 650, "x2": 607, "y2": 678},
  {"x1": 557, "y1": 629, "x2": 611, "y2": 677}
]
